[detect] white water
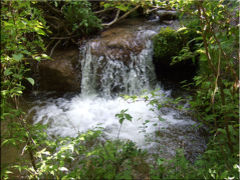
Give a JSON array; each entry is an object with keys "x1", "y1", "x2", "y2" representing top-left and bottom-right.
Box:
[
  {"x1": 30, "y1": 27, "x2": 162, "y2": 144},
  {"x1": 29, "y1": 21, "x2": 206, "y2": 159},
  {"x1": 31, "y1": 92, "x2": 160, "y2": 144},
  {"x1": 80, "y1": 29, "x2": 156, "y2": 97}
]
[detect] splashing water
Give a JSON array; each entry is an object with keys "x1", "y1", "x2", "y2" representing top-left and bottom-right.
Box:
[
  {"x1": 80, "y1": 29, "x2": 157, "y2": 97},
  {"x1": 29, "y1": 20, "x2": 206, "y2": 160}
]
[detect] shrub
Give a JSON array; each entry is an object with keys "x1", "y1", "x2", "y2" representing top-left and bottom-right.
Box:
[
  {"x1": 63, "y1": 1, "x2": 102, "y2": 35},
  {"x1": 153, "y1": 26, "x2": 199, "y2": 65},
  {"x1": 153, "y1": 27, "x2": 181, "y2": 62}
]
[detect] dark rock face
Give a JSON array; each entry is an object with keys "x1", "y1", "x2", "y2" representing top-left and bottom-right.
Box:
[
  {"x1": 153, "y1": 58, "x2": 197, "y2": 83},
  {"x1": 38, "y1": 49, "x2": 81, "y2": 92}
]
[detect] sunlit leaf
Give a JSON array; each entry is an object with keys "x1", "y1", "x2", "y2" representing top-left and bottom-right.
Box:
[
  {"x1": 4, "y1": 69, "x2": 13, "y2": 76},
  {"x1": 13, "y1": 54, "x2": 23, "y2": 61},
  {"x1": 26, "y1": 77, "x2": 35, "y2": 86},
  {"x1": 59, "y1": 167, "x2": 68, "y2": 172}
]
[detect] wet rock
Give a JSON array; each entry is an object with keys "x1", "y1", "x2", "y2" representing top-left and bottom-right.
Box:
[
  {"x1": 89, "y1": 25, "x2": 144, "y2": 65},
  {"x1": 38, "y1": 49, "x2": 81, "y2": 92},
  {"x1": 154, "y1": 124, "x2": 207, "y2": 162},
  {"x1": 87, "y1": 18, "x2": 161, "y2": 65},
  {"x1": 156, "y1": 10, "x2": 177, "y2": 21},
  {"x1": 79, "y1": 18, "x2": 160, "y2": 95}
]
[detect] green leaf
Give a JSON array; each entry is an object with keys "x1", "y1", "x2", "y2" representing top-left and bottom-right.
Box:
[
  {"x1": 157, "y1": 158, "x2": 164, "y2": 165},
  {"x1": 59, "y1": 167, "x2": 68, "y2": 172},
  {"x1": 121, "y1": 109, "x2": 128, "y2": 113},
  {"x1": 177, "y1": 27, "x2": 188, "y2": 32},
  {"x1": 103, "y1": 3, "x2": 111, "y2": 9},
  {"x1": 37, "y1": 29, "x2": 46, "y2": 35},
  {"x1": 116, "y1": 5, "x2": 129, "y2": 12},
  {"x1": 4, "y1": 170, "x2": 13, "y2": 174},
  {"x1": 22, "y1": 50, "x2": 31, "y2": 55},
  {"x1": 13, "y1": 54, "x2": 24, "y2": 61},
  {"x1": 26, "y1": 77, "x2": 34, "y2": 86},
  {"x1": 33, "y1": 56, "x2": 41, "y2": 61},
  {"x1": 1, "y1": 90, "x2": 8, "y2": 97},
  {"x1": 217, "y1": 128, "x2": 226, "y2": 135},
  {"x1": 119, "y1": 118, "x2": 124, "y2": 124},
  {"x1": 125, "y1": 114, "x2": 132, "y2": 121},
  {"x1": 41, "y1": 53, "x2": 50, "y2": 59},
  {"x1": 1, "y1": 139, "x2": 9, "y2": 146},
  {"x1": 4, "y1": 69, "x2": 13, "y2": 76},
  {"x1": 158, "y1": 116, "x2": 165, "y2": 121}
]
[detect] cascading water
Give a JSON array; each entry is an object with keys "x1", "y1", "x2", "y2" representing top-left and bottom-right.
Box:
[
  {"x1": 80, "y1": 30, "x2": 156, "y2": 97},
  {"x1": 28, "y1": 19, "x2": 206, "y2": 160}
]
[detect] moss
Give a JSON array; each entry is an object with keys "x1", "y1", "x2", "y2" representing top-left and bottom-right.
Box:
[
  {"x1": 153, "y1": 27, "x2": 200, "y2": 82},
  {"x1": 153, "y1": 27, "x2": 181, "y2": 62},
  {"x1": 153, "y1": 27, "x2": 199, "y2": 64}
]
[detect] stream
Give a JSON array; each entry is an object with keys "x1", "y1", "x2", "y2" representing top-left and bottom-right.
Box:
[{"x1": 25, "y1": 18, "x2": 206, "y2": 162}]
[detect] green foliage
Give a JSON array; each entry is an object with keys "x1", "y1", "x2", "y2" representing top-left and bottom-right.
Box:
[
  {"x1": 2, "y1": 126, "x2": 147, "y2": 179},
  {"x1": 193, "y1": 128, "x2": 239, "y2": 179},
  {"x1": 100, "y1": 0, "x2": 155, "y2": 12},
  {"x1": 1, "y1": 1, "x2": 239, "y2": 179},
  {"x1": 63, "y1": 0, "x2": 102, "y2": 34},
  {"x1": 153, "y1": 26, "x2": 199, "y2": 65},
  {"x1": 100, "y1": 1, "x2": 132, "y2": 12},
  {"x1": 1, "y1": 1, "x2": 49, "y2": 178},
  {"x1": 150, "y1": 149, "x2": 194, "y2": 179},
  {"x1": 184, "y1": 0, "x2": 239, "y2": 130},
  {"x1": 172, "y1": 0, "x2": 239, "y2": 179},
  {"x1": 164, "y1": 0, "x2": 239, "y2": 136},
  {"x1": 115, "y1": 109, "x2": 133, "y2": 140},
  {"x1": 150, "y1": 144, "x2": 239, "y2": 179},
  {"x1": 115, "y1": 109, "x2": 132, "y2": 125},
  {"x1": 153, "y1": 27, "x2": 181, "y2": 61},
  {"x1": 1, "y1": 0, "x2": 48, "y2": 108}
]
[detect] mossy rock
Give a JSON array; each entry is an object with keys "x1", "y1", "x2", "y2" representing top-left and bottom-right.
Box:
[
  {"x1": 153, "y1": 27, "x2": 199, "y2": 82},
  {"x1": 153, "y1": 27, "x2": 181, "y2": 64},
  {"x1": 153, "y1": 27, "x2": 198, "y2": 64}
]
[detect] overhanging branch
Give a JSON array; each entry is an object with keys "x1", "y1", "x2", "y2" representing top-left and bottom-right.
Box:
[
  {"x1": 102, "y1": 9, "x2": 121, "y2": 27},
  {"x1": 102, "y1": 5, "x2": 140, "y2": 27},
  {"x1": 94, "y1": 7, "x2": 114, "y2": 14}
]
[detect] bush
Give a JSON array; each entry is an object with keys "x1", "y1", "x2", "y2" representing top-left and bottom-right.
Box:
[
  {"x1": 153, "y1": 27, "x2": 181, "y2": 62},
  {"x1": 152, "y1": 26, "x2": 200, "y2": 82},
  {"x1": 63, "y1": 1, "x2": 102, "y2": 35},
  {"x1": 153, "y1": 26, "x2": 199, "y2": 64}
]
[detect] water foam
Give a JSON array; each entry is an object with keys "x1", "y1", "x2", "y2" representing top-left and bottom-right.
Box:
[{"x1": 29, "y1": 20, "x2": 206, "y2": 159}]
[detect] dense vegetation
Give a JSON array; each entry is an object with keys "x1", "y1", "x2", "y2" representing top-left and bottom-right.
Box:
[
  {"x1": 153, "y1": 26, "x2": 198, "y2": 81},
  {"x1": 1, "y1": 0, "x2": 239, "y2": 179}
]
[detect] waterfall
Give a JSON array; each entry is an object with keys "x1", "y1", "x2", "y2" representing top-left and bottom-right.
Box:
[
  {"x1": 80, "y1": 30, "x2": 157, "y2": 97},
  {"x1": 28, "y1": 19, "x2": 206, "y2": 160}
]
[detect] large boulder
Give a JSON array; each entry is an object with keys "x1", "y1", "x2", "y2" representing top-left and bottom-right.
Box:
[
  {"x1": 89, "y1": 19, "x2": 146, "y2": 65},
  {"x1": 78, "y1": 18, "x2": 160, "y2": 95},
  {"x1": 38, "y1": 49, "x2": 81, "y2": 92}
]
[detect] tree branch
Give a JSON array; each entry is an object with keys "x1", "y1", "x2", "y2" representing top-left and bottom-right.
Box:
[
  {"x1": 44, "y1": 14, "x2": 62, "y2": 22},
  {"x1": 45, "y1": 2, "x2": 62, "y2": 16},
  {"x1": 102, "y1": 9, "x2": 121, "y2": 27},
  {"x1": 50, "y1": 39, "x2": 61, "y2": 57},
  {"x1": 118, "y1": 5, "x2": 140, "y2": 22},
  {"x1": 146, "y1": 7, "x2": 161, "y2": 14},
  {"x1": 94, "y1": 7, "x2": 114, "y2": 14},
  {"x1": 102, "y1": 5, "x2": 140, "y2": 27}
]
